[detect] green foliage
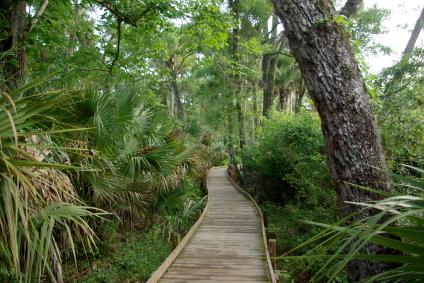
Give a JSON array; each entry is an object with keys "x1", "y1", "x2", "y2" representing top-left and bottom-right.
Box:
[
  {"x1": 280, "y1": 166, "x2": 424, "y2": 282},
  {"x1": 315, "y1": 15, "x2": 347, "y2": 25},
  {"x1": 374, "y1": 48, "x2": 424, "y2": 173},
  {"x1": 348, "y1": 4, "x2": 392, "y2": 56},
  {"x1": 3, "y1": 1, "x2": 424, "y2": 282},
  {"x1": 156, "y1": 179, "x2": 206, "y2": 239},
  {"x1": 0, "y1": 73, "x2": 200, "y2": 281},
  {"x1": 261, "y1": 201, "x2": 344, "y2": 282},
  {"x1": 242, "y1": 111, "x2": 341, "y2": 281},
  {"x1": 0, "y1": 77, "x2": 107, "y2": 283},
  {"x1": 242, "y1": 111, "x2": 335, "y2": 207},
  {"x1": 64, "y1": 225, "x2": 171, "y2": 283}
]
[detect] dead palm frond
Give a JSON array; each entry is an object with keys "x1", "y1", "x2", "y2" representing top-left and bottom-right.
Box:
[{"x1": 0, "y1": 78, "x2": 107, "y2": 283}]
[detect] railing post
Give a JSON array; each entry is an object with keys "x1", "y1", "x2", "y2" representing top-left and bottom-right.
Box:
[
  {"x1": 263, "y1": 210, "x2": 268, "y2": 229},
  {"x1": 172, "y1": 234, "x2": 181, "y2": 250},
  {"x1": 254, "y1": 196, "x2": 259, "y2": 205},
  {"x1": 202, "y1": 165, "x2": 207, "y2": 190},
  {"x1": 196, "y1": 210, "x2": 202, "y2": 220},
  {"x1": 268, "y1": 239, "x2": 276, "y2": 271}
]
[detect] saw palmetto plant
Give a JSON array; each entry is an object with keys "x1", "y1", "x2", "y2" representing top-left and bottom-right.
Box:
[
  {"x1": 67, "y1": 85, "x2": 199, "y2": 229},
  {"x1": 0, "y1": 78, "x2": 107, "y2": 283},
  {"x1": 0, "y1": 75, "x2": 200, "y2": 282}
]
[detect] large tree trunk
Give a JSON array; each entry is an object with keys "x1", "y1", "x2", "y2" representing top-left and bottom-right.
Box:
[
  {"x1": 170, "y1": 79, "x2": 184, "y2": 124},
  {"x1": 294, "y1": 75, "x2": 305, "y2": 113},
  {"x1": 236, "y1": 101, "x2": 246, "y2": 148},
  {"x1": 228, "y1": 112, "x2": 237, "y2": 166},
  {"x1": 262, "y1": 14, "x2": 280, "y2": 118},
  {"x1": 0, "y1": 0, "x2": 27, "y2": 91},
  {"x1": 252, "y1": 79, "x2": 259, "y2": 134},
  {"x1": 271, "y1": 0, "x2": 395, "y2": 281},
  {"x1": 227, "y1": 0, "x2": 242, "y2": 162},
  {"x1": 163, "y1": 55, "x2": 184, "y2": 125}
]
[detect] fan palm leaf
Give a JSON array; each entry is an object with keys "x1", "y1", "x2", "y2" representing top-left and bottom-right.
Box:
[
  {"x1": 63, "y1": 84, "x2": 199, "y2": 232},
  {"x1": 0, "y1": 78, "x2": 107, "y2": 282}
]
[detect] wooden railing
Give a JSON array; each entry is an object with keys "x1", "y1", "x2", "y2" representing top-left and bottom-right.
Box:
[
  {"x1": 226, "y1": 164, "x2": 278, "y2": 283},
  {"x1": 147, "y1": 165, "x2": 277, "y2": 283}
]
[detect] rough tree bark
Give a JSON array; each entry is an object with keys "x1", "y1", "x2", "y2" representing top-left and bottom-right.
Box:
[
  {"x1": 271, "y1": 0, "x2": 395, "y2": 281},
  {"x1": 0, "y1": 0, "x2": 49, "y2": 91}
]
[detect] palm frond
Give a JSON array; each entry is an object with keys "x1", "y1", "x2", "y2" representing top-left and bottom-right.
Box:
[{"x1": 278, "y1": 166, "x2": 424, "y2": 282}]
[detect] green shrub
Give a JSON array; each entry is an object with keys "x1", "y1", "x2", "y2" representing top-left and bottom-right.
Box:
[
  {"x1": 64, "y1": 225, "x2": 170, "y2": 283},
  {"x1": 241, "y1": 111, "x2": 335, "y2": 207}
]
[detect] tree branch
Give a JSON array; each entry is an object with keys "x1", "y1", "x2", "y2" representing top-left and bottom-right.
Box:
[
  {"x1": 177, "y1": 49, "x2": 195, "y2": 72},
  {"x1": 106, "y1": 19, "x2": 122, "y2": 82},
  {"x1": 339, "y1": 0, "x2": 363, "y2": 19},
  {"x1": 263, "y1": 21, "x2": 282, "y2": 40},
  {"x1": 29, "y1": 0, "x2": 49, "y2": 31},
  {"x1": 19, "y1": 0, "x2": 49, "y2": 41},
  {"x1": 91, "y1": 0, "x2": 152, "y2": 27},
  {"x1": 403, "y1": 6, "x2": 424, "y2": 56}
]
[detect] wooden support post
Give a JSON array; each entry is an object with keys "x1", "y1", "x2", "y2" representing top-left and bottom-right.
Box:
[
  {"x1": 263, "y1": 211, "x2": 268, "y2": 229},
  {"x1": 267, "y1": 231, "x2": 276, "y2": 241},
  {"x1": 254, "y1": 196, "x2": 259, "y2": 205},
  {"x1": 202, "y1": 165, "x2": 208, "y2": 191},
  {"x1": 268, "y1": 239, "x2": 276, "y2": 271},
  {"x1": 172, "y1": 234, "x2": 181, "y2": 250},
  {"x1": 196, "y1": 210, "x2": 202, "y2": 220}
]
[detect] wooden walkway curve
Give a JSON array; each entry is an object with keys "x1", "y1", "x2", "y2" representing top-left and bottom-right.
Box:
[{"x1": 148, "y1": 167, "x2": 275, "y2": 283}]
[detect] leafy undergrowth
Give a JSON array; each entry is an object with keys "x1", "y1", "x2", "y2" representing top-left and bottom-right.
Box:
[
  {"x1": 261, "y1": 202, "x2": 348, "y2": 283},
  {"x1": 63, "y1": 225, "x2": 170, "y2": 283}
]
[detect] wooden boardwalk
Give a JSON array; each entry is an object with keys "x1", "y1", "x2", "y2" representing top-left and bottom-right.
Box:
[{"x1": 150, "y1": 167, "x2": 273, "y2": 283}]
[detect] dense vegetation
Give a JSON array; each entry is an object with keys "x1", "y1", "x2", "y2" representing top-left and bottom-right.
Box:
[{"x1": 1, "y1": 0, "x2": 423, "y2": 282}]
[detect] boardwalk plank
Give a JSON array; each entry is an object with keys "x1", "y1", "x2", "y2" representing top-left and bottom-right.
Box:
[{"x1": 155, "y1": 167, "x2": 271, "y2": 283}]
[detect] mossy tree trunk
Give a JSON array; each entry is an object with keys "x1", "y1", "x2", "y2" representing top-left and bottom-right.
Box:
[
  {"x1": 163, "y1": 55, "x2": 184, "y2": 125},
  {"x1": 0, "y1": 0, "x2": 27, "y2": 91},
  {"x1": 262, "y1": 14, "x2": 280, "y2": 118},
  {"x1": 271, "y1": 0, "x2": 396, "y2": 281}
]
